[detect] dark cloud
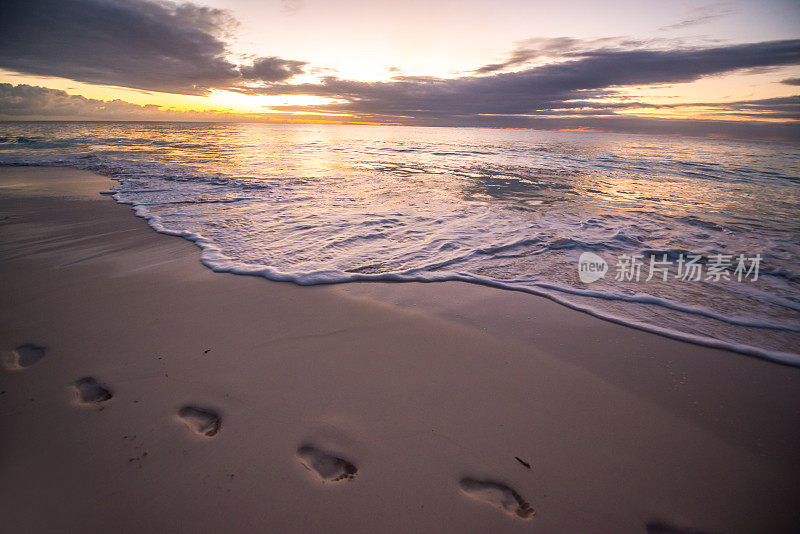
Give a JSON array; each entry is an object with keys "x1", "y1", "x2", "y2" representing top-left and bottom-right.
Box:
[
  {"x1": 472, "y1": 36, "x2": 649, "y2": 74},
  {"x1": 556, "y1": 39, "x2": 800, "y2": 87},
  {"x1": 240, "y1": 57, "x2": 307, "y2": 82},
  {"x1": 0, "y1": 83, "x2": 166, "y2": 117},
  {"x1": 244, "y1": 39, "x2": 800, "y2": 124},
  {"x1": 0, "y1": 0, "x2": 305, "y2": 95},
  {"x1": 0, "y1": 0, "x2": 237, "y2": 94},
  {"x1": 679, "y1": 96, "x2": 800, "y2": 120},
  {"x1": 473, "y1": 37, "x2": 587, "y2": 74},
  {"x1": 782, "y1": 77, "x2": 800, "y2": 86},
  {"x1": 0, "y1": 82, "x2": 313, "y2": 122},
  {"x1": 2, "y1": 83, "x2": 797, "y2": 141},
  {"x1": 658, "y1": 2, "x2": 734, "y2": 31}
]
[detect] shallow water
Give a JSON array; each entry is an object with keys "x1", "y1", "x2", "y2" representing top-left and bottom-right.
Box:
[{"x1": 1, "y1": 122, "x2": 798, "y2": 363}]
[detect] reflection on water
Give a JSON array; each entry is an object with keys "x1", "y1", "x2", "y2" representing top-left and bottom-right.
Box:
[{"x1": 1, "y1": 121, "x2": 799, "y2": 362}]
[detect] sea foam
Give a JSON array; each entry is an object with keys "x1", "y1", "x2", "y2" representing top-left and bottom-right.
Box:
[{"x1": 2, "y1": 122, "x2": 798, "y2": 364}]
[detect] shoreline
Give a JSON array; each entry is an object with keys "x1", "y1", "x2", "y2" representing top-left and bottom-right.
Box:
[
  {"x1": 10, "y1": 161, "x2": 799, "y2": 366},
  {"x1": 1, "y1": 166, "x2": 799, "y2": 533}
]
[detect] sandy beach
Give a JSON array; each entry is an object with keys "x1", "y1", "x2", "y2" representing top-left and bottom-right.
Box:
[{"x1": 1, "y1": 166, "x2": 798, "y2": 533}]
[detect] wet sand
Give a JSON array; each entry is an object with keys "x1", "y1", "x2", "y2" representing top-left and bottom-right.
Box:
[{"x1": 1, "y1": 166, "x2": 798, "y2": 533}]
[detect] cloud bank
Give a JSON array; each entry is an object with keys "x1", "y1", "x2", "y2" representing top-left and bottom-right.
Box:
[
  {"x1": 0, "y1": 83, "x2": 199, "y2": 119},
  {"x1": 245, "y1": 39, "x2": 800, "y2": 125},
  {"x1": 2, "y1": 83, "x2": 797, "y2": 141},
  {"x1": 0, "y1": 0, "x2": 307, "y2": 94},
  {"x1": 0, "y1": 0, "x2": 797, "y2": 140}
]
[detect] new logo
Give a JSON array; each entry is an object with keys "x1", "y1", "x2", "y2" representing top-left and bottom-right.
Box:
[{"x1": 578, "y1": 252, "x2": 607, "y2": 283}]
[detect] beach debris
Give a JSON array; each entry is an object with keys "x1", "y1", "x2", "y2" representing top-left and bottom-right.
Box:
[{"x1": 515, "y1": 456, "x2": 531, "y2": 469}]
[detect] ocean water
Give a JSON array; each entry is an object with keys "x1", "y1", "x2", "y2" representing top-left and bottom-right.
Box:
[{"x1": 1, "y1": 121, "x2": 799, "y2": 364}]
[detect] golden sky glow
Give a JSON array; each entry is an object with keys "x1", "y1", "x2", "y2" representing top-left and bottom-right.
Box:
[{"x1": 1, "y1": 69, "x2": 349, "y2": 116}]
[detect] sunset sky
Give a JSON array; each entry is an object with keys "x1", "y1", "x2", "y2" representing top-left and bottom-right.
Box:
[{"x1": 0, "y1": 0, "x2": 798, "y2": 139}]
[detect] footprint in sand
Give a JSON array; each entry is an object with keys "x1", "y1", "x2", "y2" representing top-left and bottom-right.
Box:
[
  {"x1": 73, "y1": 377, "x2": 113, "y2": 404},
  {"x1": 178, "y1": 406, "x2": 221, "y2": 437},
  {"x1": 458, "y1": 478, "x2": 534, "y2": 519},
  {"x1": 2, "y1": 344, "x2": 46, "y2": 370},
  {"x1": 296, "y1": 444, "x2": 358, "y2": 482}
]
